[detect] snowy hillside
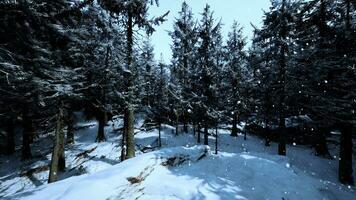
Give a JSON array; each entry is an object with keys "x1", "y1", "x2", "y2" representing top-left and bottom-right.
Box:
[
  {"x1": 1, "y1": 118, "x2": 355, "y2": 200},
  {"x1": 7, "y1": 146, "x2": 337, "y2": 200},
  {"x1": 1, "y1": 1, "x2": 355, "y2": 200}
]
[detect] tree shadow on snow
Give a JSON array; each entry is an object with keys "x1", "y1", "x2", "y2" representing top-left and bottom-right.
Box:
[{"x1": 166, "y1": 155, "x2": 248, "y2": 200}]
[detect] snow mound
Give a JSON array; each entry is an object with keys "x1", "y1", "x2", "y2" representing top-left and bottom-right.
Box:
[{"x1": 10, "y1": 145, "x2": 344, "y2": 200}]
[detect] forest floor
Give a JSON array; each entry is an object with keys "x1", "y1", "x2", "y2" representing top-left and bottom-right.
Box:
[{"x1": 1, "y1": 113, "x2": 356, "y2": 200}]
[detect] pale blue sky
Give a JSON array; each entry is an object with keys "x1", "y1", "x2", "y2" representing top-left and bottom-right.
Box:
[{"x1": 149, "y1": 0, "x2": 271, "y2": 63}]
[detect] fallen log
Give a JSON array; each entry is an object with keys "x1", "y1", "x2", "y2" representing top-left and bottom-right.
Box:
[
  {"x1": 20, "y1": 165, "x2": 49, "y2": 177},
  {"x1": 75, "y1": 146, "x2": 97, "y2": 160}
]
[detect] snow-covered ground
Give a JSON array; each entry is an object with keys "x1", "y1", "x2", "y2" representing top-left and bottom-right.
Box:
[{"x1": 1, "y1": 115, "x2": 356, "y2": 200}]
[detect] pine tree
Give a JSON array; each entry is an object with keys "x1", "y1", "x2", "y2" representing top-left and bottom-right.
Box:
[
  {"x1": 249, "y1": 29, "x2": 275, "y2": 145},
  {"x1": 294, "y1": 0, "x2": 355, "y2": 184},
  {"x1": 169, "y1": 2, "x2": 198, "y2": 133},
  {"x1": 0, "y1": 0, "x2": 96, "y2": 183},
  {"x1": 255, "y1": 0, "x2": 298, "y2": 155},
  {"x1": 223, "y1": 21, "x2": 247, "y2": 137},
  {"x1": 194, "y1": 4, "x2": 223, "y2": 145},
  {"x1": 140, "y1": 35, "x2": 156, "y2": 108},
  {"x1": 152, "y1": 55, "x2": 169, "y2": 147},
  {"x1": 99, "y1": 0, "x2": 168, "y2": 160},
  {"x1": 80, "y1": 3, "x2": 125, "y2": 143}
]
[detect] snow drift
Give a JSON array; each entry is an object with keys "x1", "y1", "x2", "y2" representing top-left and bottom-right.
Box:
[{"x1": 10, "y1": 145, "x2": 351, "y2": 200}]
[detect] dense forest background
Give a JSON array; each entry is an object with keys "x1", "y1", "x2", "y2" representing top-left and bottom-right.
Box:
[{"x1": 0, "y1": 0, "x2": 355, "y2": 187}]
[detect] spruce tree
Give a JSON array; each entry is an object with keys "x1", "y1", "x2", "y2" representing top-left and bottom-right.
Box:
[
  {"x1": 224, "y1": 21, "x2": 247, "y2": 137},
  {"x1": 195, "y1": 4, "x2": 223, "y2": 145},
  {"x1": 98, "y1": 0, "x2": 168, "y2": 159},
  {"x1": 256, "y1": 0, "x2": 298, "y2": 155},
  {"x1": 169, "y1": 2, "x2": 198, "y2": 133}
]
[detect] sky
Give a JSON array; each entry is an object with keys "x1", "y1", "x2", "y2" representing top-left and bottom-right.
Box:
[{"x1": 148, "y1": 0, "x2": 271, "y2": 63}]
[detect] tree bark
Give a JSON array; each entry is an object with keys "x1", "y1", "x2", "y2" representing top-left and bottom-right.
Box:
[
  {"x1": 48, "y1": 103, "x2": 65, "y2": 183},
  {"x1": 277, "y1": 0, "x2": 287, "y2": 156},
  {"x1": 193, "y1": 122, "x2": 196, "y2": 136},
  {"x1": 121, "y1": 114, "x2": 126, "y2": 162},
  {"x1": 265, "y1": 118, "x2": 270, "y2": 146},
  {"x1": 183, "y1": 113, "x2": 188, "y2": 133},
  {"x1": 123, "y1": 9, "x2": 135, "y2": 160},
  {"x1": 204, "y1": 125, "x2": 209, "y2": 145},
  {"x1": 5, "y1": 118, "x2": 15, "y2": 155},
  {"x1": 28, "y1": 119, "x2": 35, "y2": 144},
  {"x1": 125, "y1": 107, "x2": 135, "y2": 159},
  {"x1": 22, "y1": 106, "x2": 32, "y2": 160},
  {"x1": 183, "y1": 122, "x2": 188, "y2": 133},
  {"x1": 278, "y1": 126, "x2": 286, "y2": 155},
  {"x1": 66, "y1": 111, "x2": 75, "y2": 144},
  {"x1": 58, "y1": 123, "x2": 66, "y2": 172},
  {"x1": 315, "y1": 128, "x2": 331, "y2": 158},
  {"x1": 175, "y1": 111, "x2": 179, "y2": 136},
  {"x1": 158, "y1": 122, "x2": 162, "y2": 147},
  {"x1": 231, "y1": 113, "x2": 238, "y2": 137},
  {"x1": 338, "y1": 0, "x2": 353, "y2": 185},
  {"x1": 338, "y1": 123, "x2": 354, "y2": 185},
  {"x1": 277, "y1": 54, "x2": 286, "y2": 155},
  {"x1": 264, "y1": 136, "x2": 270, "y2": 146},
  {"x1": 96, "y1": 111, "x2": 106, "y2": 142},
  {"x1": 215, "y1": 126, "x2": 218, "y2": 154},
  {"x1": 197, "y1": 123, "x2": 201, "y2": 143}
]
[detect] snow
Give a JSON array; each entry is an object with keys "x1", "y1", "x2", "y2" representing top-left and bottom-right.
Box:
[
  {"x1": 5, "y1": 146, "x2": 326, "y2": 200},
  {"x1": 1, "y1": 115, "x2": 356, "y2": 200}
]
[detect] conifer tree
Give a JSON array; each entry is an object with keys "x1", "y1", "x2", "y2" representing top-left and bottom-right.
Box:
[
  {"x1": 195, "y1": 4, "x2": 223, "y2": 145},
  {"x1": 256, "y1": 0, "x2": 298, "y2": 155},
  {"x1": 98, "y1": 0, "x2": 168, "y2": 159},
  {"x1": 169, "y1": 2, "x2": 198, "y2": 133},
  {"x1": 223, "y1": 21, "x2": 247, "y2": 137}
]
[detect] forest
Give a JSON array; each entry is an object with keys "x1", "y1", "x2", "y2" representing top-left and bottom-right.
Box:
[{"x1": 0, "y1": 0, "x2": 355, "y2": 199}]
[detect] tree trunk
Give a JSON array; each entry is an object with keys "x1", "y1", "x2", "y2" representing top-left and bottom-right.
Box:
[
  {"x1": 264, "y1": 128, "x2": 271, "y2": 147},
  {"x1": 204, "y1": 125, "x2": 208, "y2": 145},
  {"x1": 22, "y1": 107, "x2": 32, "y2": 160},
  {"x1": 315, "y1": 128, "x2": 331, "y2": 158},
  {"x1": 278, "y1": 126, "x2": 286, "y2": 155},
  {"x1": 193, "y1": 122, "x2": 196, "y2": 136},
  {"x1": 175, "y1": 112, "x2": 179, "y2": 136},
  {"x1": 28, "y1": 119, "x2": 35, "y2": 144},
  {"x1": 5, "y1": 118, "x2": 15, "y2": 155},
  {"x1": 265, "y1": 118, "x2": 270, "y2": 146},
  {"x1": 338, "y1": 0, "x2": 353, "y2": 186},
  {"x1": 183, "y1": 122, "x2": 188, "y2": 133},
  {"x1": 121, "y1": 114, "x2": 126, "y2": 162},
  {"x1": 48, "y1": 103, "x2": 65, "y2": 183},
  {"x1": 215, "y1": 126, "x2": 218, "y2": 155},
  {"x1": 122, "y1": 8, "x2": 135, "y2": 160},
  {"x1": 278, "y1": 85, "x2": 286, "y2": 154},
  {"x1": 158, "y1": 122, "x2": 162, "y2": 147},
  {"x1": 339, "y1": 123, "x2": 354, "y2": 185},
  {"x1": 278, "y1": 0, "x2": 287, "y2": 156},
  {"x1": 231, "y1": 113, "x2": 238, "y2": 137},
  {"x1": 183, "y1": 113, "x2": 188, "y2": 133},
  {"x1": 197, "y1": 123, "x2": 201, "y2": 143},
  {"x1": 125, "y1": 107, "x2": 135, "y2": 159},
  {"x1": 58, "y1": 124, "x2": 66, "y2": 172},
  {"x1": 96, "y1": 111, "x2": 106, "y2": 142},
  {"x1": 66, "y1": 111, "x2": 75, "y2": 144}
]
